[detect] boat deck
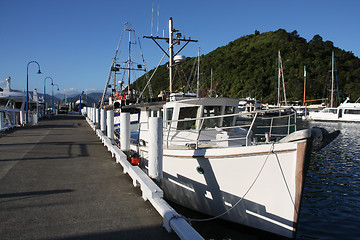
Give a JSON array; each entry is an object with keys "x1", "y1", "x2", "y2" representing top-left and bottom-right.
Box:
[{"x1": 0, "y1": 114, "x2": 178, "y2": 240}]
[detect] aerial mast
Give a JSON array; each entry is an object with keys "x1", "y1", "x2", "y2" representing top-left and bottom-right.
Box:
[
  {"x1": 169, "y1": 17, "x2": 174, "y2": 93},
  {"x1": 143, "y1": 17, "x2": 198, "y2": 94}
]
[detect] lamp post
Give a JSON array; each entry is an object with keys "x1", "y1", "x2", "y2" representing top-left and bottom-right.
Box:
[
  {"x1": 43, "y1": 77, "x2": 53, "y2": 117},
  {"x1": 54, "y1": 83, "x2": 59, "y2": 113},
  {"x1": 26, "y1": 61, "x2": 42, "y2": 123},
  {"x1": 52, "y1": 83, "x2": 59, "y2": 114}
]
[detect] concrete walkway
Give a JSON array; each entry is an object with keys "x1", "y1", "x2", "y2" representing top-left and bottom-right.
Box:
[{"x1": 0, "y1": 114, "x2": 178, "y2": 240}]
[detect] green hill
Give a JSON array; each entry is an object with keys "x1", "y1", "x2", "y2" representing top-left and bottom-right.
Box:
[{"x1": 132, "y1": 29, "x2": 360, "y2": 105}]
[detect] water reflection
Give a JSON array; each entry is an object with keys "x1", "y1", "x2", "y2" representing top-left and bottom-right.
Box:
[{"x1": 297, "y1": 121, "x2": 360, "y2": 240}]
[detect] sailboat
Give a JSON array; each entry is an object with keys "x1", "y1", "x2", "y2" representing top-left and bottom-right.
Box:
[
  {"x1": 306, "y1": 51, "x2": 360, "y2": 122},
  {"x1": 115, "y1": 18, "x2": 339, "y2": 238}
]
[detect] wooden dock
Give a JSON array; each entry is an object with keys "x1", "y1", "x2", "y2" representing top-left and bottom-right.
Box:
[{"x1": 0, "y1": 114, "x2": 179, "y2": 240}]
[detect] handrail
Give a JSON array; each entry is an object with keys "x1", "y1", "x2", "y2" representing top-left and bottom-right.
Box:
[
  {"x1": 246, "y1": 112, "x2": 258, "y2": 146},
  {"x1": 133, "y1": 107, "x2": 297, "y2": 149}
]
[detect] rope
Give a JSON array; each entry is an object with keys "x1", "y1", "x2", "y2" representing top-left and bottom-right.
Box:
[
  {"x1": 273, "y1": 151, "x2": 299, "y2": 215},
  {"x1": 187, "y1": 143, "x2": 275, "y2": 223}
]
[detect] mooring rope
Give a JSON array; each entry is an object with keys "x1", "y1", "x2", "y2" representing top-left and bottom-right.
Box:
[
  {"x1": 273, "y1": 151, "x2": 299, "y2": 215},
  {"x1": 187, "y1": 143, "x2": 275, "y2": 223}
]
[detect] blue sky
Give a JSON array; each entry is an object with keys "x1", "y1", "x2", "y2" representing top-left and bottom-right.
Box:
[{"x1": 1, "y1": 0, "x2": 359, "y2": 96}]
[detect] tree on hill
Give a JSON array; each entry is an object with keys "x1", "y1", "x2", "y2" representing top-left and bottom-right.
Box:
[{"x1": 131, "y1": 29, "x2": 360, "y2": 105}]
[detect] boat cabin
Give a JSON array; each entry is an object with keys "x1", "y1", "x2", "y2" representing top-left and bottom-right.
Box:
[{"x1": 137, "y1": 97, "x2": 251, "y2": 149}]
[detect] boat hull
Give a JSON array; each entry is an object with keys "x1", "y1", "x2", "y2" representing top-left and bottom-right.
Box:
[{"x1": 138, "y1": 140, "x2": 310, "y2": 238}]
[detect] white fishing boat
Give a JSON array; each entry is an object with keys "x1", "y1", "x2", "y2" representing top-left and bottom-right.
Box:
[{"x1": 115, "y1": 18, "x2": 339, "y2": 238}]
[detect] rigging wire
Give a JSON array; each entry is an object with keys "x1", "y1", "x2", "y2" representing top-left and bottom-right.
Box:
[
  {"x1": 186, "y1": 143, "x2": 299, "y2": 223},
  {"x1": 187, "y1": 143, "x2": 275, "y2": 223},
  {"x1": 138, "y1": 48, "x2": 169, "y2": 100}
]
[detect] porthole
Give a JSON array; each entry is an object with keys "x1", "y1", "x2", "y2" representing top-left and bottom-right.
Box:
[{"x1": 196, "y1": 166, "x2": 204, "y2": 174}]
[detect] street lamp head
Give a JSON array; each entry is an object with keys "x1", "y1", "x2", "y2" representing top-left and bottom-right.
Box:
[{"x1": 37, "y1": 69, "x2": 42, "y2": 74}]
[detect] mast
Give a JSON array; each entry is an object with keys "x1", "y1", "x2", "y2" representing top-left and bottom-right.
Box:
[
  {"x1": 277, "y1": 50, "x2": 281, "y2": 107},
  {"x1": 143, "y1": 17, "x2": 198, "y2": 95},
  {"x1": 169, "y1": 18, "x2": 174, "y2": 93},
  {"x1": 331, "y1": 50, "x2": 335, "y2": 108},
  {"x1": 126, "y1": 25, "x2": 134, "y2": 95},
  {"x1": 197, "y1": 47, "x2": 200, "y2": 98},
  {"x1": 100, "y1": 31, "x2": 123, "y2": 108},
  {"x1": 303, "y1": 65, "x2": 307, "y2": 105},
  {"x1": 210, "y1": 68, "x2": 213, "y2": 97},
  {"x1": 277, "y1": 50, "x2": 287, "y2": 106}
]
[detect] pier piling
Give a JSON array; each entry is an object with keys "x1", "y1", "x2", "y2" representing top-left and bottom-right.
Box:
[{"x1": 148, "y1": 117, "x2": 163, "y2": 181}]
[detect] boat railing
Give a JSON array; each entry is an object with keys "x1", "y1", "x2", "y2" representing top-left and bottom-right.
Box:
[
  {"x1": 137, "y1": 107, "x2": 297, "y2": 149},
  {"x1": 0, "y1": 107, "x2": 24, "y2": 130}
]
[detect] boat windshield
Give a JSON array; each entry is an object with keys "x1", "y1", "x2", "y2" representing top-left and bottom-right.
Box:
[
  {"x1": 203, "y1": 106, "x2": 221, "y2": 128},
  {"x1": 177, "y1": 106, "x2": 199, "y2": 130},
  {"x1": 323, "y1": 109, "x2": 338, "y2": 114},
  {"x1": 223, "y1": 106, "x2": 235, "y2": 127}
]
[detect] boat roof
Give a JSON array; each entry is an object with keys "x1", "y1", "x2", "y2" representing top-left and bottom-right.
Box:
[{"x1": 121, "y1": 97, "x2": 240, "y2": 110}]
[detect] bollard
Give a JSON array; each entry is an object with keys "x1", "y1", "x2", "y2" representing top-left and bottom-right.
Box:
[
  {"x1": 100, "y1": 109, "x2": 106, "y2": 132},
  {"x1": 95, "y1": 108, "x2": 100, "y2": 129},
  {"x1": 11, "y1": 111, "x2": 16, "y2": 125},
  {"x1": 120, "y1": 112, "x2": 130, "y2": 154},
  {"x1": 106, "y1": 110, "x2": 114, "y2": 141},
  {"x1": 92, "y1": 107, "x2": 96, "y2": 123},
  {"x1": 0, "y1": 112, "x2": 4, "y2": 129},
  {"x1": 32, "y1": 112, "x2": 38, "y2": 125},
  {"x1": 20, "y1": 110, "x2": 24, "y2": 125},
  {"x1": 83, "y1": 106, "x2": 87, "y2": 117},
  {"x1": 148, "y1": 117, "x2": 163, "y2": 181}
]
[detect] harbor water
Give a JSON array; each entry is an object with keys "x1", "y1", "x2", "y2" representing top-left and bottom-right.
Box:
[
  {"x1": 296, "y1": 121, "x2": 360, "y2": 240},
  {"x1": 170, "y1": 120, "x2": 360, "y2": 240}
]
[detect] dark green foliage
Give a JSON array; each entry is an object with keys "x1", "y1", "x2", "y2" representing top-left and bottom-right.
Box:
[{"x1": 132, "y1": 29, "x2": 360, "y2": 104}]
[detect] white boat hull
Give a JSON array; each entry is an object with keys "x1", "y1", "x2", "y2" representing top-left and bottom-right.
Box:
[{"x1": 138, "y1": 139, "x2": 310, "y2": 238}]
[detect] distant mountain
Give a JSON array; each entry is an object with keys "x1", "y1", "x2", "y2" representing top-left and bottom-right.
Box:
[
  {"x1": 65, "y1": 92, "x2": 104, "y2": 106},
  {"x1": 132, "y1": 29, "x2": 360, "y2": 104}
]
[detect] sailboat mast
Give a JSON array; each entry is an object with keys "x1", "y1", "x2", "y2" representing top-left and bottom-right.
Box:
[
  {"x1": 303, "y1": 65, "x2": 307, "y2": 105},
  {"x1": 197, "y1": 47, "x2": 200, "y2": 98},
  {"x1": 277, "y1": 50, "x2": 281, "y2": 107},
  {"x1": 331, "y1": 50, "x2": 335, "y2": 108}
]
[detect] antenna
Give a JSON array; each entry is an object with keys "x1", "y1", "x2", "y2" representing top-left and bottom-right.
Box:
[
  {"x1": 157, "y1": 4, "x2": 160, "y2": 37},
  {"x1": 151, "y1": 4, "x2": 154, "y2": 36},
  {"x1": 143, "y1": 17, "x2": 198, "y2": 93}
]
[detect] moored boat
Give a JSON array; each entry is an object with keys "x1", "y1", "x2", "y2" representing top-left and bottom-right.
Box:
[{"x1": 109, "y1": 17, "x2": 340, "y2": 238}]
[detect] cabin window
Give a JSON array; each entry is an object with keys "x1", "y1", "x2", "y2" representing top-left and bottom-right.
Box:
[
  {"x1": 223, "y1": 106, "x2": 235, "y2": 127},
  {"x1": 203, "y1": 106, "x2": 221, "y2": 128},
  {"x1": 152, "y1": 110, "x2": 157, "y2": 117},
  {"x1": 177, "y1": 106, "x2": 199, "y2": 130},
  {"x1": 324, "y1": 109, "x2": 337, "y2": 114},
  {"x1": 166, "y1": 107, "x2": 173, "y2": 127},
  {"x1": 344, "y1": 109, "x2": 360, "y2": 114}
]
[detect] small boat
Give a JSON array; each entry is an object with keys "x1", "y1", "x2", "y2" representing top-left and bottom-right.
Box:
[
  {"x1": 111, "y1": 18, "x2": 340, "y2": 238},
  {"x1": 305, "y1": 51, "x2": 360, "y2": 122},
  {"x1": 0, "y1": 77, "x2": 26, "y2": 129},
  {"x1": 307, "y1": 97, "x2": 360, "y2": 122}
]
